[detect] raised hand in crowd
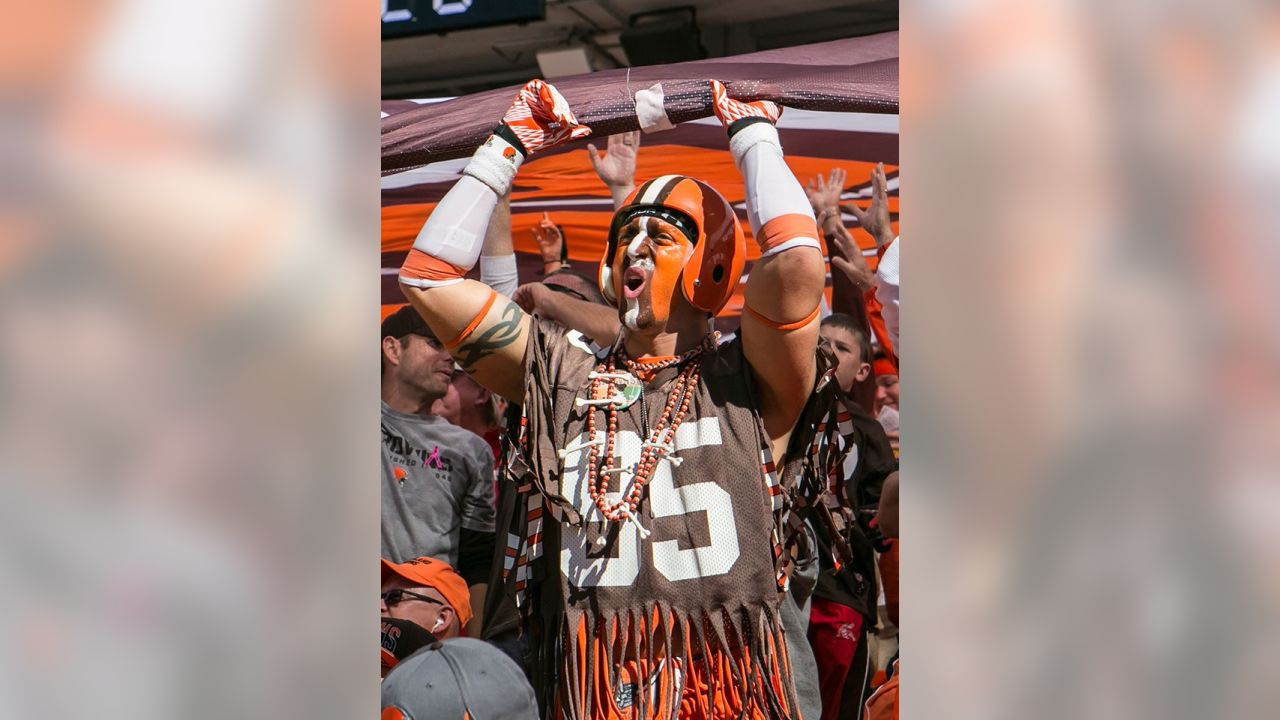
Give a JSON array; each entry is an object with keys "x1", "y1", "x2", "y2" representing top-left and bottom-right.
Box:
[
  {"x1": 805, "y1": 166, "x2": 846, "y2": 220},
  {"x1": 826, "y1": 213, "x2": 876, "y2": 291},
  {"x1": 530, "y1": 212, "x2": 567, "y2": 274},
  {"x1": 844, "y1": 162, "x2": 895, "y2": 247},
  {"x1": 586, "y1": 130, "x2": 640, "y2": 209}
]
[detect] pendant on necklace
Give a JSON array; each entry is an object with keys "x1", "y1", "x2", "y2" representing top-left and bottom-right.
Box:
[{"x1": 612, "y1": 372, "x2": 643, "y2": 409}]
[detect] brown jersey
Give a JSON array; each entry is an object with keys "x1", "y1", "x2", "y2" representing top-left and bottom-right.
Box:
[{"x1": 489, "y1": 317, "x2": 852, "y2": 720}]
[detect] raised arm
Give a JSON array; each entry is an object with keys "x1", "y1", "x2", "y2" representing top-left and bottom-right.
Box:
[
  {"x1": 478, "y1": 192, "x2": 518, "y2": 297},
  {"x1": 844, "y1": 162, "x2": 900, "y2": 353},
  {"x1": 843, "y1": 162, "x2": 895, "y2": 249},
  {"x1": 808, "y1": 167, "x2": 877, "y2": 292},
  {"x1": 511, "y1": 281, "x2": 621, "y2": 348},
  {"x1": 587, "y1": 131, "x2": 640, "y2": 210},
  {"x1": 709, "y1": 81, "x2": 826, "y2": 443},
  {"x1": 399, "y1": 80, "x2": 590, "y2": 403},
  {"x1": 531, "y1": 213, "x2": 568, "y2": 275}
]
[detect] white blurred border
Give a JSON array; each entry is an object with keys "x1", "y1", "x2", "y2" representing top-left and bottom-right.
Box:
[
  {"x1": 1, "y1": 1, "x2": 379, "y2": 718},
  {"x1": 905, "y1": 0, "x2": 1279, "y2": 718}
]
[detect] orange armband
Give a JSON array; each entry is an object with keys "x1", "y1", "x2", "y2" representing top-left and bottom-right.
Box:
[
  {"x1": 743, "y1": 302, "x2": 820, "y2": 332},
  {"x1": 758, "y1": 213, "x2": 822, "y2": 257},
  {"x1": 400, "y1": 248, "x2": 467, "y2": 287},
  {"x1": 445, "y1": 290, "x2": 498, "y2": 350}
]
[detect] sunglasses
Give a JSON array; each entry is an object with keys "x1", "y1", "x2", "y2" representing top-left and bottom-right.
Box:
[{"x1": 381, "y1": 588, "x2": 444, "y2": 607}]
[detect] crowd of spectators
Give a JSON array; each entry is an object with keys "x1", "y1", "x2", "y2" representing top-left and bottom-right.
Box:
[{"x1": 380, "y1": 121, "x2": 901, "y2": 720}]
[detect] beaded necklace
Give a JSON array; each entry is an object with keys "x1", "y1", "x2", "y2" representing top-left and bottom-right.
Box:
[{"x1": 575, "y1": 332, "x2": 719, "y2": 536}]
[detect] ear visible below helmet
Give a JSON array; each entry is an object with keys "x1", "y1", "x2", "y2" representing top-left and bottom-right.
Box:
[{"x1": 599, "y1": 175, "x2": 746, "y2": 315}]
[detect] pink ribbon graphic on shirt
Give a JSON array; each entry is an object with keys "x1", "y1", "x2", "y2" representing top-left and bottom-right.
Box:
[{"x1": 426, "y1": 446, "x2": 444, "y2": 469}]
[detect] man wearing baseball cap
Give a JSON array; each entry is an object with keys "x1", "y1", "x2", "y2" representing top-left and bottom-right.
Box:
[
  {"x1": 381, "y1": 306, "x2": 496, "y2": 630},
  {"x1": 381, "y1": 556, "x2": 473, "y2": 640},
  {"x1": 381, "y1": 638, "x2": 538, "y2": 720}
]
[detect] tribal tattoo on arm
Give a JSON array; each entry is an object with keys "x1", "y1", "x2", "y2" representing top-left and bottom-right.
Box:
[{"x1": 454, "y1": 300, "x2": 526, "y2": 370}]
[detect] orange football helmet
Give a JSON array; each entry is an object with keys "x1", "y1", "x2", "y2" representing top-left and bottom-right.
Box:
[{"x1": 598, "y1": 175, "x2": 746, "y2": 315}]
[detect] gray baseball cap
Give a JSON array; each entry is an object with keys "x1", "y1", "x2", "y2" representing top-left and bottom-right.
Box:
[{"x1": 381, "y1": 638, "x2": 538, "y2": 720}]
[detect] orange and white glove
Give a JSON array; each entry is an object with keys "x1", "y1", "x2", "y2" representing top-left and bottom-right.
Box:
[
  {"x1": 464, "y1": 79, "x2": 591, "y2": 195},
  {"x1": 501, "y1": 79, "x2": 591, "y2": 154},
  {"x1": 403, "y1": 80, "x2": 590, "y2": 289},
  {"x1": 710, "y1": 79, "x2": 782, "y2": 130},
  {"x1": 708, "y1": 80, "x2": 818, "y2": 259}
]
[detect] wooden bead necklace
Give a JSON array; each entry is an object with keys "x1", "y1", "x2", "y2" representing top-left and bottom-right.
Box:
[{"x1": 579, "y1": 332, "x2": 719, "y2": 534}]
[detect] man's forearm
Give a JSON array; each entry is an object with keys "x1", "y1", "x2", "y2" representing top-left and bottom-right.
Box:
[
  {"x1": 608, "y1": 183, "x2": 634, "y2": 210},
  {"x1": 537, "y1": 291, "x2": 620, "y2": 347},
  {"x1": 480, "y1": 194, "x2": 518, "y2": 297}
]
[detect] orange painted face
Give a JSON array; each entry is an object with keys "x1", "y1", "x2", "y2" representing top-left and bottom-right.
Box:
[{"x1": 611, "y1": 215, "x2": 693, "y2": 332}]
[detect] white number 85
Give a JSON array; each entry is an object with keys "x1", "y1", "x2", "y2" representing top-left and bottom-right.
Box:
[{"x1": 560, "y1": 417, "x2": 740, "y2": 587}]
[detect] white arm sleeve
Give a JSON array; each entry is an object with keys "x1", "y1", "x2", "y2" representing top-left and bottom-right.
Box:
[
  {"x1": 729, "y1": 122, "x2": 820, "y2": 256},
  {"x1": 400, "y1": 175, "x2": 497, "y2": 288},
  {"x1": 875, "y1": 237, "x2": 900, "y2": 352},
  {"x1": 401, "y1": 135, "x2": 524, "y2": 289},
  {"x1": 480, "y1": 254, "x2": 519, "y2": 297}
]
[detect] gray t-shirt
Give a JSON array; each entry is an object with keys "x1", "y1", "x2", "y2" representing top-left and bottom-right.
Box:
[
  {"x1": 783, "y1": 553, "x2": 822, "y2": 720},
  {"x1": 381, "y1": 403, "x2": 496, "y2": 567}
]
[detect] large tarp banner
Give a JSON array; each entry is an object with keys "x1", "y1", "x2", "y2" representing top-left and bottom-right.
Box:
[
  {"x1": 382, "y1": 33, "x2": 898, "y2": 173},
  {"x1": 381, "y1": 34, "x2": 899, "y2": 322}
]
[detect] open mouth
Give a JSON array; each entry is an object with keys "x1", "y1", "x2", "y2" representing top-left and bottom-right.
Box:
[{"x1": 622, "y1": 265, "x2": 649, "y2": 300}]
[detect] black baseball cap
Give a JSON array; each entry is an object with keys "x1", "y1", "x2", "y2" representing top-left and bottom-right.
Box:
[{"x1": 381, "y1": 305, "x2": 439, "y2": 344}]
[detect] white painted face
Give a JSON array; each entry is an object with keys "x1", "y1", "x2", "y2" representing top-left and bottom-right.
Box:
[
  {"x1": 626, "y1": 230, "x2": 649, "y2": 259},
  {"x1": 622, "y1": 229, "x2": 652, "y2": 329},
  {"x1": 622, "y1": 257, "x2": 654, "y2": 330}
]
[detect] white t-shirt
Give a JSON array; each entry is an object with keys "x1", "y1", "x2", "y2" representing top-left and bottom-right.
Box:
[{"x1": 876, "y1": 237, "x2": 900, "y2": 352}]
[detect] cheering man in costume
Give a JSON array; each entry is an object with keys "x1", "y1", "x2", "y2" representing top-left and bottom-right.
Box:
[{"x1": 399, "y1": 79, "x2": 848, "y2": 719}]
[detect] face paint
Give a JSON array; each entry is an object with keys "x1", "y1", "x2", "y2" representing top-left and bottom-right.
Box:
[
  {"x1": 611, "y1": 216, "x2": 692, "y2": 332},
  {"x1": 626, "y1": 230, "x2": 649, "y2": 259},
  {"x1": 622, "y1": 258, "x2": 652, "y2": 330},
  {"x1": 646, "y1": 244, "x2": 685, "y2": 326}
]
